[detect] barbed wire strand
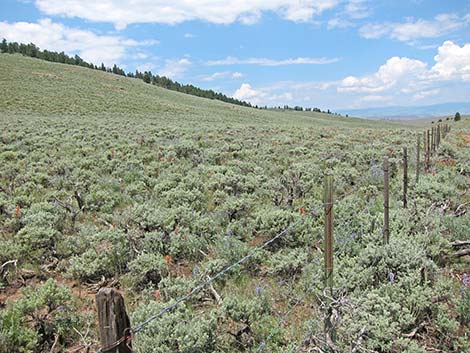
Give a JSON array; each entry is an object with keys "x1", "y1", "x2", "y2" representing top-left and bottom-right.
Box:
[
  {"x1": 93, "y1": 216, "x2": 306, "y2": 353},
  {"x1": 291, "y1": 324, "x2": 317, "y2": 353},
  {"x1": 254, "y1": 267, "x2": 324, "y2": 353},
  {"x1": 92, "y1": 181, "x2": 390, "y2": 353},
  {"x1": 253, "y1": 293, "x2": 307, "y2": 353}
]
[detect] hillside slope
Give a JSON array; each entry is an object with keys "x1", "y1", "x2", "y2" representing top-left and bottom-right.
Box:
[
  {"x1": 1, "y1": 53, "x2": 469, "y2": 353},
  {"x1": 0, "y1": 54, "x2": 402, "y2": 129}
]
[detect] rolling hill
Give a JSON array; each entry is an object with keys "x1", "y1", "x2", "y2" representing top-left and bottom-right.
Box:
[{"x1": 0, "y1": 53, "x2": 405, "y2": 129}]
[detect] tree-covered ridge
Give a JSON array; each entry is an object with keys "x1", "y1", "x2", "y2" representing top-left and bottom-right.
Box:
[{"x1": 0, "y1": 39, "x2": 255, "y2": 108}]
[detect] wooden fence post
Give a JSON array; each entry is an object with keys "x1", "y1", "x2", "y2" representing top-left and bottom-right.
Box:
[
  {"x1": 323, "y1": 175, "x2": 336, "y2": 343},
  {"x1": 383, "y1": 157, "x2": 390, "y2": 245},
  {"x1": 323, "y1": 175, "x2": 334, "y2": 294},
  {"x1": 431, "y1": 127, "x2": 435, "y2": 154},
  {"x1": 426, "y1": 129, "x2": 430, "y2": 171},
  {"x1": 416, "y1": 135, "x2": 420, "y2": 183},
  {"x1": 424, "y1": 131, "x2": 428, "y2": 173},
  {"x1": 437, "y1": 124, "x2": 441, "y2": 148},
  {"x1": 96, "y1": 288, "x2": 132, "y2": 353}
]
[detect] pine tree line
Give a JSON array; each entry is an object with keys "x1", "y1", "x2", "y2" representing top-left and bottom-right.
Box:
[
  {"x1": 0, "y1": 39, "x2": 333, "y2": 114},
  {"x1": 0, "y1": 39, "x2": 253, "y2": 107}
]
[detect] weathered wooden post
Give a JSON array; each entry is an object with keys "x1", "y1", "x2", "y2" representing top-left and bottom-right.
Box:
[
  {"x1": 403, "y1": 147, "x2": 408, "y2": 208},
  {"x1": 323, "y1": 175, "x2": 334, "y2": 294},
  {"x1": 96, "y1": 288, "x2": 132, "y2": 353},
  {"x1": 323, "y1": 174, "x2": 335, "y2": 343},
  {"x1": 383, "y1": 157, "x2": 390, "y2": 244},
  {"x1": 437, "y1": 124, "x2": 441, "y2": 148},
  {"x1": 423, "y1": 131, "x2": 428, "y2": 173},
  {"x1": 416, "y1": 135, "x2": 420, "y2": 183},
  {"x1": 426, "y1": 129, "x2": 431, "y2": 170},
  {"x1": 431, "y1": 127, "x2": 435, "y2": 154}
]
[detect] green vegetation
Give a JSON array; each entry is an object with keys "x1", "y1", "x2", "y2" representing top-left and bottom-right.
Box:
[
  {"x1": 455, "y1": 112, "x2": 462, "y2": 121},
  {"x1": 0, "y1": 39, "x2": 336, "y2": 113},
  {"x1": 0, "y1": 54, "x2": 469, "y2": 353},
  {"x1": 0, "y1": 279, "x2": 80, "y2": 353},
  {"x1": 0, "y1": 39, "x2": 254, "y2": 108}
]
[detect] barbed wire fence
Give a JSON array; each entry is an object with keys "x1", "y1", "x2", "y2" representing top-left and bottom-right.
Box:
[
  {"x1": 91, "y1": 122, "x2": 451, "y2": 353},
  {"x1": 93, "y1": 217, "x2": 307, "y2": 353}
]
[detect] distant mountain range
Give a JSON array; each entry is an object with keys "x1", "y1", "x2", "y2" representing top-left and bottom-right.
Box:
[{"x1": 337, "y1": 102, "x2": 470, "y2": 120}]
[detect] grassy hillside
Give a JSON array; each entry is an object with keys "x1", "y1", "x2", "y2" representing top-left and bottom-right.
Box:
[
  {"x1": 0, "y1": 53, "x2": 404, "y2": 129},
  {"x1": 0, "y1": 53, "x2": 469, "y2": 353}
]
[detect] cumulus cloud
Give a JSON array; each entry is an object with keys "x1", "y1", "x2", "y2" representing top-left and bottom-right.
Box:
[
  {"x1": 335, "y1": 41, "x2": 470, "y2": 107},
  {"x1": 207, "y1": 56, "x2": 339, "y2": 66},
  {"x1": 158, "y1": 58, "x2": 192, "y2": 79},
  {"x1": 431, "y1": 41, "x2": 470, "y2": 81},
  {"x1": 233, "y1": 83, "x2": 265, "y2": 103},
  {"x1": 359, "y1": 13, "x2": 469, "y2": 42},
  {"x1": 236, "y1": 41, "x2": 470, "y2": 109},
  {"x1": 338, "y1": 57, "x2": 429, "y2": 93},
  {"x1": 35, "y1": 0, "x2": 340, "y2": 29},
  {"x1": 0, "y1": 18, "x2": 158, "y2": 65},
  {"x1": 232, "y1": 83, "x2": 296, "y2": 105}
]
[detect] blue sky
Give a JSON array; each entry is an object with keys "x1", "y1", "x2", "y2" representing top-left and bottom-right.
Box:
[{"x1": 1, "y1": 0, "x2": 470, "y2": 110}]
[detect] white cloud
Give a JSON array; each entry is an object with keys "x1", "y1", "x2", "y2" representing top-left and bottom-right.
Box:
[
  {"x1": 200, "y1": 71, "x2": 243, "y2": 81},
  {"x1": 0, "y1": 18, "x2": 158, "y2": 65},
  {"x1": 244, "y1": 41, "x2": 470, "y2": 109},
  {"x1": 413, "y1": 88, "x2": 440, "y2": 100},
  {"x1": 359, "y1": 13, "x2": 469, "y2": 42},
  {"x1": 207, "y1": 56, "x2": 339, "y2": 66},
  {"x1": 136, "y1": 62, "x2": 156, "y2": 72},
  {"x1": 35, "y1": 0, "x2": 340, "y2": 29},
  {"x1": 158, "y1": 58, "x2": 192, "y2": 79},
  {"x1": 269, "y1": 92, "x2": 294, "y2": 102},
  {"x1": 327, "y1": 18, "x2": 355, "y2": 29},
  {"x1": 344, "y1": 0, "x2": 371, "y2": 19},
  {"x1": 184, "y1": 33, "x2": 195, "y2": 38},
  {"x1": 360, "y1": 95, "x2": 392, "y2": 103},
  {"x1": 233, "y1": 83, "x2": 265, "y2": 103},
  {"x1": 358, "y1": 23, "x2": 391, "y2": 39},
  {"x1": 431, "y1": 41, "x2": 470, "y2": 81},
  {"x1": 338, "y1": 56, "x2": 429, "y2": 93},
  {"x1": 416, "y1": 44, "x2": 439, "y2": 50},
  {"x1": 133, "y1": 53, "x2": 149, "y2": 60},
  {"x1": 232, "y1": 83, "x2": 296, "y2": 105}
]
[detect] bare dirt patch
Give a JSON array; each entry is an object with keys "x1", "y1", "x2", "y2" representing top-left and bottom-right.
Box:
[
  {"x1": 459, "y1": 133, "x2": 470, "y2": 145},
  {"x1": 31, "y1": 71, "x2": 63, "y2": 79}
]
